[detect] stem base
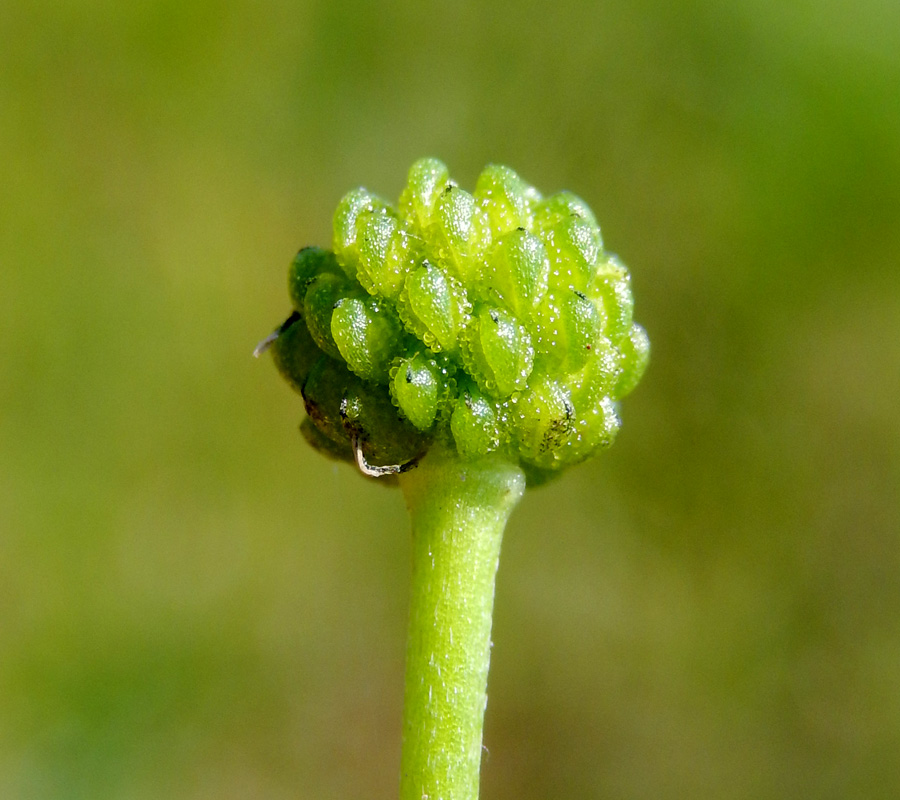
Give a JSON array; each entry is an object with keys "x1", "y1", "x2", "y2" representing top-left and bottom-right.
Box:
[{"x1": 398, "y1": 447, "x2": 525, "y2": 800}]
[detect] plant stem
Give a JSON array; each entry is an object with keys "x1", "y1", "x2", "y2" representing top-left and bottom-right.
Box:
[{"x1": 397, "y1": 443, "x2": 526, "y2": 800}]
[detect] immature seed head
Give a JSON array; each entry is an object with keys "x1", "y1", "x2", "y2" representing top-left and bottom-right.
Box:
[{"x1": 263, "y1": 158, "x2": 649, "y2": 484}]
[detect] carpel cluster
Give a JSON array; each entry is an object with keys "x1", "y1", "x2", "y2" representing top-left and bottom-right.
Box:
[{"x1": 264, "y1": 158, "x2": 649, "y2": 483}]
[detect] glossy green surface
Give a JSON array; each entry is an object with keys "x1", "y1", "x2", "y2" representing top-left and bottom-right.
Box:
[
  {"x1": 398, "y1": 260, "x2": 465, "y2": 353},
  {"x1": 270, "y1": 159, "x2": 648, "y2": 479},
  {"x1": 390, "y1": 352, "x2": 441, "y2": 432}
]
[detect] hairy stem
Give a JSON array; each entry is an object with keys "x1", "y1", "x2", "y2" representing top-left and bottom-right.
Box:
[{"x1": 398, "y1": 443, "x2": 525, "y2": 800}]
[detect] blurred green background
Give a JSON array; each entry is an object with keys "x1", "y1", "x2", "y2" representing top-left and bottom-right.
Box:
[{"x1": 2, "y1": 1, "x2": 899, "y2": 797}]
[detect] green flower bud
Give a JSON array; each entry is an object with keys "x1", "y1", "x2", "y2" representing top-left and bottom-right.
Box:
[
  {"x1": 399, "y1": 157, "x2": 451, "y2": 230},
  {"x1": 569, "y1": 337, "x2": 623, "y2": 409},
  {"x1": 614, "y1": 323, "x2": 650, "y2": 399},
  {"x1": 391, "y1": 351, "x2": 442, "y2": 431},
  {"x1": 356, "y1": 212, "x2": 419, "y2": 300},
  {"x1": 482, "y1": 229, "x2": 550, "y2": 318},
  {"x1": 303, "y1": 272, "x2": 350, "y2": 361},
  {"x1": 301, "y1": 356, "x2": 427, "y2": 470},
  {"x1": 340, "y1": 378, "x2": 429, "y2": 469},
  {"x1": 450, "y1": 382, "x2": 502, "y2": 459},
  {"x1": 533, "y1": 289, "x2": 604, "y2": 373},
  {"x1": 591, "y1": 255, "x2": 634, "y2": 341},
  {"x1": 475, "y1": 164, "x2": 534, "y2": 235},
  {"x1": 301, "y1": 355, "x2": 357, "y2": 448},
  {"x1": 461, "y1": 305, "x2": 534, "y2": 398},
  {"x1": 513, "y1": 377, "x2": 575, "y2": 468},
  {"x1": 542, "y1": 215, "x2": 603, "y2": 293},
  {"x1": 533, "y1": 190, "x2": 599, "y2": 230},
  {"x1": 262, "y1": 159, "x2": 649, "y2": 483},
  {"x1": 431, "y1": 185, "x2": 491, "y2": 283},
  {"x1": 289, "y1": 247, "x2": 341, "y2": 311},
  {"x1": 331, "y1": 295, "x2": 404, "y2": 384},
  {"x1": 333, "y1": 187, "x2": 391, "y2": 278},
  {"x1": 397, "y1": 260, "x2": 466, "y2": 353}
]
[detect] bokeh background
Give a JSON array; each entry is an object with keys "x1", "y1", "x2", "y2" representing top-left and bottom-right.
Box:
[{"x1": 3, "y1": 1, "x2": 899, "y2": 797}]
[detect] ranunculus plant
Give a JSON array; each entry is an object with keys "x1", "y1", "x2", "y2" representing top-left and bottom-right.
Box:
[{"x1": 258, "y1": 158, "x2": 649, "y2": 799}]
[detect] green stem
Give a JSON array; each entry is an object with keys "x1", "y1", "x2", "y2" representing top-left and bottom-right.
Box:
[{"x1": 397, "y1": 443, "x2": 526, "y2": 800}]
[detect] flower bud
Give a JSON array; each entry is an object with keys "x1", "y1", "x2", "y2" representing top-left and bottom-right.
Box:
[{"x1": 264, "y1": 159, "x2": 649, "y2": 483}]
